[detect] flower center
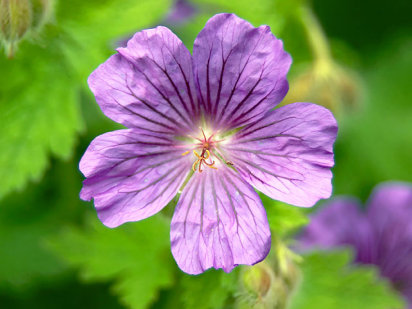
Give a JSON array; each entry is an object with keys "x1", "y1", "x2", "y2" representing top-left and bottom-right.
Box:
[{"x1": 182, "y1": 128, "x2": 220, "y2": 173}]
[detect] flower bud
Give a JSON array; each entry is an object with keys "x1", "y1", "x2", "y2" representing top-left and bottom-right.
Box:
[
  {"x1": 242, "y1": 261, "x2": 274, "y2": 298},
  {"x1": 0, "y1": 0, "x2": 31, "y2": 40},
  {"x1": 30, "y1": 0, "x2": 52, "y2": 30},
  {"x1": 239, "y1": 259, "x2": 300, "y2": 309},
  {"x1": 283, "y1": 58, "x2": 362, "y2": 115},
  {"x1": 240, "y1": 262, "x2": 277, "y2": 309},
  {"x1": 0, "y1": 0, "x2": 53, "y2": 58}
]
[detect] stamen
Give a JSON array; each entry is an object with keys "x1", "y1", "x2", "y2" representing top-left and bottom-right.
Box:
[
  {"x1": 185, "y1": 127, "x2": 226, "y2": 173},
  {"x1": 193, "y1": 150, "x2": 201, "y2": 158},
  {"x1": 192, "y1": 159, "x2": 200, "y2": 172},
  {"x1": 204, "y1": 160, "x2": 216, "y2": 167},
  {"x1": 204, "y1": 149, "x2": 210, "y2": 160},
  {"x1": 198, "y1": 160, "x2": 203, "y2": 173}
]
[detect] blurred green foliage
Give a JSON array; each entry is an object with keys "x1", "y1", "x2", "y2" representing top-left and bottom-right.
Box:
[
  {"x1": 48, "y1": 215, "x2": 174, "y2": 309},
  {"x1": 0, "y1": 0, "x2": 411, "y2": 308},
  {"x1": 178, "y1": 270, "x2": 238, "y2": 309},
  {"x1": 289, "y1": 250, "x2": 405, "y2": 309},
  {"x1": 333, "y1": 39, "x2": 412, "y2": 200},
  {"x1": 262, "y1": 195, "x2": 308, "y2": 237},
  {"x1": 0, "y1": 159, "x2": 79, "y2": 288},
  {"x1": 0, "y1": 31, "x2": 82, "y2": 198},
  {"x1": 0, "y1": 0, "x2": 172, "y2": 199}
]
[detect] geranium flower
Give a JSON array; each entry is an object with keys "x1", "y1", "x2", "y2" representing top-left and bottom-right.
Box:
[
  {"x1": 80, "y1": 13, "x2": 337, "y2": 274},
  {"x1": 164, "y1": 0, "x2": 196, "y2": 25},
  {"x1": 300, "y1": 182, "x2": 412, "y2": 306}
]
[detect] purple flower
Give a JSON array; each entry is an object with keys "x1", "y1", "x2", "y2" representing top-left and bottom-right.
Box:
[
  {"x1": 300, "y1": 182, "x2": 412, "y2": 306},
  {"x1": 80, "y1": 13, "x2": 337, "y2": 275},
  {"x1": 164, "y1": 0, "x2": 196, "y2": 25}
]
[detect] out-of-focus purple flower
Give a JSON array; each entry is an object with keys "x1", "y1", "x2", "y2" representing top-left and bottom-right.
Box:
[
  {"x1": 164, "y1": 0, "x2": 196, "y2": 25},
  {"x1": 300, "y1": 182, "x2": 412, "y2": 306},
  {"x1": 80, "y1": 13, "x2": 338, "y2": 274},
  {"x1": 116, "y1": 0, "x2": 196, "y2": 48}
]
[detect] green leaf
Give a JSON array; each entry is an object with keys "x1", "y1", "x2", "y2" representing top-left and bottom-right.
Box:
[
  {"x1": 288, "y1": 250, "x2": 405, "y2": 309},
  {"x1": 57, "y1": 0, "x2": 172, "y2": 81},
  {"x1": 260, "y1": 194, "x2": 308, "y2": 236},
  {"x1": 0, "y1": 25, "x2": 83, "y2": 199},
  {"x1": 0, "y1": 159, "x2": 84, "y2": 287},
  {"x1": 0, "y1": 225, "x2": 67, "y2": 287},
  {"x1": 48, "y1": 215, "x2": 175, "y2": 309},
  {"x1": 0, "y1": 0, "x2": 172, "y2": 199},
  {"x1": 179, "y1": 270, "x2": 239, "y2": 309}
]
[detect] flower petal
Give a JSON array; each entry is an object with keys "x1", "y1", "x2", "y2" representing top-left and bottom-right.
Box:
[
  {"x1": 366, "y1": 182, "x2": 412, "y2": 280},
  {"x1": 79, "y1": 129, "x2": 192, "y2": 228},
  {"x1": 299, "y1": 198, "x2": 370, "y2": 251},
  {"x1": 193, "y1": 13, "x2": 291, "y2": 129},
  {"x1": 170, "y1": 167, "x2": 271, "y2": 274},
  {"x1": 367, "y1": 182, "x2": 412, "y2": 233},
  {"x1": 88, "y1": 26, "x2": 199, "y2": 134},
  {"x1": 222, "y1": 103, "x2": 338, "y2": 207}
]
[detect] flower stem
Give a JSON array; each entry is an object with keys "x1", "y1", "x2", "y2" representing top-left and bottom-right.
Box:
[{"x1": 298, "y1": 5, "x2": 332, "y2": 63}]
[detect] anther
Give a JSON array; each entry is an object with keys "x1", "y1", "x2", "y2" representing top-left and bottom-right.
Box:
[
  {"x1": 191, "y1": 149, "x2": 217, "y2": 173},
  {"x1": 193, "y1": 150, "x2": 201, "y2": 158},
  {"x1": 204, "y1": 150, "x2": 210, "y2": 160},
  {"x1": 192, "y1": 159, "x2": 200, "y2": 172},
  {"x1": 185, "y1": 127, "x2": 223, "y2": 173}
]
